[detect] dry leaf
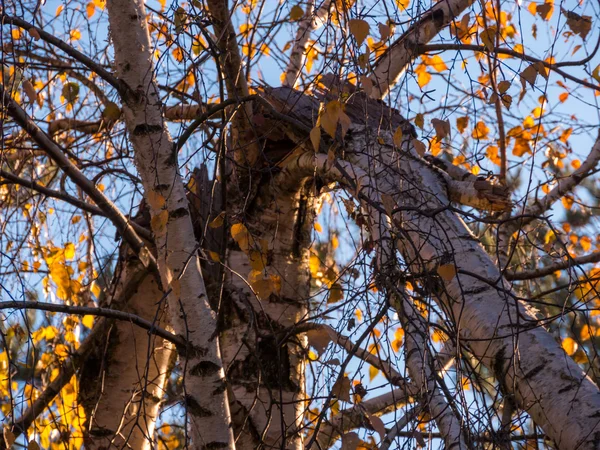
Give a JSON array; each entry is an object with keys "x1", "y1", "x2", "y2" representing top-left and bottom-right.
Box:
[
  {"x1": 332, "y1": 376, "x2": 352, "y2": 402},
  {"x1": 437, "y1": 263, "x2": 457, "y2": 281},
  {"x1": 290, "y1": 4, "x2": 304, "y2": 20},
  {"x1": 348, "y1": 19, "x2": 370, "y2": 46},
  {"x1": 310, "y1": 126, "x2": 321, "y2": 151},
  {"x1": 412, "y1": 139, "x2": 426, "y2": 157},
  {"x1": 209, "y1": 212, "x2": 225, "y2": 228},
  {"x1": 431, "y1": 118, "x2": 450, "y2": 140}
]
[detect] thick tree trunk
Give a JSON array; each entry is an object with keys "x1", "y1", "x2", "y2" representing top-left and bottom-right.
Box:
[
  {"x1": 220, "y1": 181, "x2": 316, "y2": 450},
  {"x1": 80, "y1": 258, "x2": 174, "y2": 450},
  {"x1": 261, "y1": 86, "x2": 600, "y2": 449},
  {"x1": 105, "y1": 0, "x2": 234, "y2": 447}
]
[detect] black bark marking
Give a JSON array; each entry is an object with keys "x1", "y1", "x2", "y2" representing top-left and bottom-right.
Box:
[
  {"x1": 155, "y1": 183, "x2": 170, "y2": 192},
  {"x1": 190, "y1": 361, "x2": 221, "y2": 377},
  {"x1": 169, "y1": 207, "x2": 189, "y2": 219},
  {"x1": 558, "y1": 384, "x2": 576, "y2": 394},
  {"x1": 523, "y1": 363, "x2": 545, "y2": 380},
  {"x1": 132, "y1": 124, "x2": 162, "y2": 135},
  {"x1": 201, "y1": 443, "x2": 230, "y2": 449},
  {"x1": 185, "y1": 394, "x2": 212, "y2": 417}
]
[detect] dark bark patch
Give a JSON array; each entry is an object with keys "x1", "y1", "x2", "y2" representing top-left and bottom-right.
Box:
[
  {"x1": 169, "y1": 207, "x2": 189, "y2": 219},
  {"x1": 185, "y1": 394, "x2": 212, "y2": 417},
  {"x1": 190, "y1": 360, "x2": 221, "y2": 377},
  {"x1": 523, "y1": 363, "x2": 545, "y2": 380},
  {"x1": 201, "y1": 443, "x2": 230, "y2": 449},
  {"x1": 155, "y1": 183, "x2": 171, "y2": 192},
  {"x1": 133, "y1": 124, "x2": 162, "y2": 135},
  {"x1": 558, "y1": 384, "x2": 576, "y2": 394}
]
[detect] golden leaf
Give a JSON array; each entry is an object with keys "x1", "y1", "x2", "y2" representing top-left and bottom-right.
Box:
[
  {"x1": 310, "y1": 126, "x2": 321, "y2": 151},
  {"x1": 209, "y1": 212, "x2": 225, "y2": 228},
  {"x1": 395, "y1": 0, "x2": 410, "y2": 10},
  {"x1": 151, "y1": 210, "x2": 169, "y2": 233},
  {"x1": 369, "y1": 365, "x2": 379, "y2": 381},
  {"x1": 86, "y1": 2, "x2": 96, "y2": 18},
  {"x1": 209, "y1": 251, "x2": 221, "y2": 262},
  {"x1": 332, "y1": 376, "x2": 351, "y2": 402},
  {"x1": 64, "y1": 242, "x2": 75, "y2": 260},
  {"x1": 562, "y1": 336, "x2": 577, "y2": 355},
  {"x1": 414, "y1": 113, "x2": 424, "y2": 129},
  {"x1": 456, "y1": 116, "x2": 469, "y2": 134}
]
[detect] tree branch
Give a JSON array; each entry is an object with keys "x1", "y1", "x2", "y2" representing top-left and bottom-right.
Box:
[
  {"x1": 0, "y1": 301, "x2": 185, "y2": 347},
  {"x1": 370, "y1": 0, "x2": 474, "y2": 99},
  {"x1": 0, "y1": 15, "x2": 128, "y2": 97},
  {"x1": 0, "y1": 84, "x2": 157, "y2": 269}
]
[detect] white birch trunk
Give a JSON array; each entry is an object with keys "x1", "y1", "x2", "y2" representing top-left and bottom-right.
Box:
[
  {"x1": 220, "y1": 185, "x2": 316, "y2": 450},
  {"x1": 105, "y1": 0, "x2": 234, "y2": 447},
  {"x1": 345, "y1": 126, "x2": 600, "y2": 450},
  {"x1": 261, "y1": 86, "x2": 600, "y2": 449},
  {"x1": 84, "y1": 259, "x2": 174, "y2": 450}
]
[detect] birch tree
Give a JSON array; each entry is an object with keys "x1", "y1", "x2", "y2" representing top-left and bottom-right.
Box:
[{"x1": 1, "y1": 0, "x2": 600, "y2": 449}]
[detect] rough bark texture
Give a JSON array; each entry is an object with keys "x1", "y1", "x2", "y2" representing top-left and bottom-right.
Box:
[
  {"x1": 260, "y1": 86, "x2": 600, "y2": 449},
  {"x1": 81, "y1": 258, "x2": 174, "y2": 450},
  {"x1": 220, "y1": 181, "x2": 316, "y2": 450},
  {"x1": 105, "y1": 0, "x2": 234, "y2": 447}
]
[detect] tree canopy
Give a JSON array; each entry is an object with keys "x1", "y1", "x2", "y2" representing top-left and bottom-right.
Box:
[{"x1": 1, "y1": 0, "x2": 600, "y2": 449}]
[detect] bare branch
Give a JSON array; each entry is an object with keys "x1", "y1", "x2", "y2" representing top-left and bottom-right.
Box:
[
  {"x1": 0, "y1": 301, "x2": 185, "y2": 347},
  {"x1": 370, "y1": 0, "x2": 474, "y2": 99},
  {"x1": 0, "y1": 84, "x2": 157, "y2": 268},
  {"x1": 0, "y1": 15, "x2": 127, "y2": 96}
]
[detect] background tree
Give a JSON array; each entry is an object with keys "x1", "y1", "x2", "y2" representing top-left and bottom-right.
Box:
[{"x1": 1, "y1": 0, "x2": 600, "y2": 449}]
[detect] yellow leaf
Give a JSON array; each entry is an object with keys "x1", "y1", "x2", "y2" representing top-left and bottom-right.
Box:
[
  {"x1": 562, "y1": 195, "x2": 574, "y2": 210},
  {"x1": 332, "y1": 235, "x2": 339, "y2": 249},
  {"x1": 472, "y1": 121, "x2": 490, "y2": 139},
  {"x1": 56, "y1": 5, "x2": 64, "y2": 16},
  {"x1": 151, "y1": 210, "x2": 169, "y2": 233},
  {"x1": 369, "y1": 365, "x2": 379, "y2": 381},
  {"x1": 581, "y1": 236, "x2": 592, "y2": 252},
  {"x1": 395, "y1": 0, "x2": 410, "y2": 10},
  {"x1": 249, "y1": 269, "x2": 281, "y2": 299},
  {"x1": 310, "y1": 126, "x2": 321, "y2": 151},
  {"x1": 173, "y1": 47, "x2": 184, "y2": 62},
  {"x1": 70, "y1": 29, "x2": 82, "y2": 41},
  {"x1": 414, "y1": 113, "x2": 424, "y2": 129},
  {"x1": 437, "y1": 264, "x2": 457, "y2": 281},
  {"x1": 479, "y1": 27, "x2": 497, "y2": 52},
  {"x1": 82, "y1": 315, "x2": 94, "y2": 329},
  {"x1": 209, "y1": 212, "x2": 225, "y2": 228},
  {"x1": 416, "y1": 64, "x2": 431, "y2": 87},
  {"x1": 314, "y1": 222, "x2": 323, "y2": 232},
  {"x1": 348, "y1": 19, "x2": 370, "y2": 46},
  {"x1": 64, "y1": 242, "x2": 75, "y2": 260},
  {"x1": 231, "y1": 223, "x2": 252, "y2": 253},
  {"x1": 147, "y1": 191, "x2": 166, "y2": 209},
  {"x1": 559, "y1": 92, "x2": 569, "y2": 103},
  {"x1": 209, "y1": 251, "x2": 221, "y2": 263},
  {"x1": 429, "y1": 55, "x2": 448, "y2": 72},
  {"x1": 571, "y1": 159, "x2": 581, "y2": 169},
  {"x1": 562, "y1": 336, "x2": 577, "y2": 355},
  {"x1": 86, "y1": 2, "x2": 96, "y2": 18},
  {"x1": 11, "y1": 28, "x2": 21, "y2": 40}
]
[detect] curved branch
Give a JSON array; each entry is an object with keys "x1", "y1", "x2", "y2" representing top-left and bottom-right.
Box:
[
  {"x1": 419, "y1": 43, "x2": 600, "y2": 93},
  {"x1": 507, "y1": 251, "x2": 600, "y2": 281},
  {"x1": 0, "y1": 15, "x2": 128, "y2": 96},
  {"x1": 0, "y1": 301, "x2": 185, "y2": 347},
  {"x1": 0, "y1": 84, "x2": 157, "y2": 269}
]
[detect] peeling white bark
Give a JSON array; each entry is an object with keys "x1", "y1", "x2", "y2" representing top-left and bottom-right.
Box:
[
  {"x1": 345, "y1": 127, "x2": 600, "y2": 449},
  {"x1": 283, "y1": 0, "x2": 330, "y2": 88},
  {"x1": 105, "y1": 0, "x2": 234, "y2": 447},
  {"x1": 86, "y1": 261, "x2": 174, "y2": 450}
]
